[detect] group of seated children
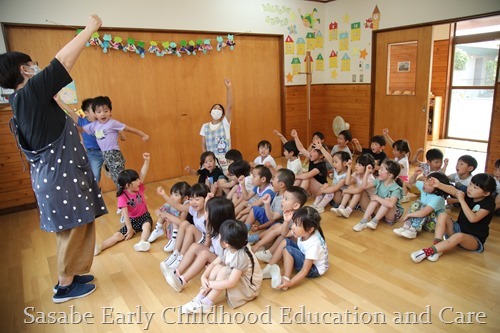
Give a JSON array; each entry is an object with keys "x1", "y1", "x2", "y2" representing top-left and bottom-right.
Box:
[{"x1": 93, "y1": 126, "x2": 496, "y2": 313}]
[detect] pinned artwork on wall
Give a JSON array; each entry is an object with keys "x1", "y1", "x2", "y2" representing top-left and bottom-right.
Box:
[{"x1": 397, "y1": 61, "x2": 411, "y2": 72}]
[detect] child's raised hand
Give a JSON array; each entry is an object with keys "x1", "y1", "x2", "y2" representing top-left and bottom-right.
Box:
[
  {"x1": 428, "y1": 176, "x2": 441, "y2": 187},
  {"x1": 273, "y1": 130, "x2": 283, "y2": 137},
  {"x1": 238, "y1": 175, "x2": 245, "y2": 184},
  {"x1": 206, "y1": 192, "x2": 215, "y2": 201},
  {"x1": 366, "y1": 164, "x2": 373, "y2": 174},
  {"x1": 443, "y1": 158, "x2": 449, "y2": 167},
  {"x1": 291, "y1": 129, "x2": 298, "y2": 138},
  {"x1": 351, "y1": 138, "x2": 359, "y2": 145},
  {"x1": 264, "y1": 161, "x2": 273, "y2": 168},
  {"x1": 224, "y1": 78, "x2": 232, "y2": 87},
  {"x1": 157, "y1": 186, "x2": 166, "y2": 196},
  {"x1": 382, "y1": 128, "x2": 389, "y2": 135},
  {"x1": 87, "y1": 14, "x2": 102, "y2": 32},
  {"x1": 142, "y1": 134, "x2": 150, "y2": 142},
  {"x1": 347, "y1": 159, "x2": 352, "y2": 168},
  {"x1": 413, "y1": 167, "x2": 423, "y2": 175},
  {"x1": 283, "y1": 209, "x2": 294, "y2": 222},
  {"x1": 143, "y1": 152, "x2": 150, "y2": 160},
  {"x1": 262, "y1": 193, "x2": 271, "y2": 205},
  {"x1": 416, "y1": 147, "x2": 424, "y2": 154}
]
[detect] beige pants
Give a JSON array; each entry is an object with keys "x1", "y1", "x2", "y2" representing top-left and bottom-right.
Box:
[{"x1": 56, "y1": 222, "x2": 95, "y2": 277}]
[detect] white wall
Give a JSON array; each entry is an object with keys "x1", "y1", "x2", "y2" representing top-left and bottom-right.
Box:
[{"x1": 1, "y1": 0, "x2": 499, "y2": 84}]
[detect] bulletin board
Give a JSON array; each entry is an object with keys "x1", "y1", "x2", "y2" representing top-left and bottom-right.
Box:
[{"x1": 3, "y1": 25, "x2": 284, "y2": 191}]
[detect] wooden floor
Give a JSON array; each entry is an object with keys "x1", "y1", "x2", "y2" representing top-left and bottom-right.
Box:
[{"x1": 2, "y1": 164, "x2": 500, "y2": 333}]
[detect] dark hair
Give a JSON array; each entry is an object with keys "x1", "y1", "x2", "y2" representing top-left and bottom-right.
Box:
[
  {"x1": 220, "y1": 219, "x2": 257, "y2": 285},
  {"x1": 92, "y1": 96, "x2": 112, "y2": 112},
  {"x1": 210, "y1": 103, "x2": 225, "y2": 115},
  {"x1": 170, "y1": 181, "x2": 190, "y2": 198},
  {"x1": 199, "y1": 151, "x2": 216, "y2": 168},
  {"x1": 81, "y1": 98, "x2": 94, "y2": 112},
  {"x1": 276, "y1": 168, "x2": 295, "y2": 190},
  {"x1": 338, "y1": 130, "x2": 352, "y2": 142},
  {"x1": 189, "y1": 183, "x2": 210, "y2": 198},
  {"x1": 283, "y1": 140, "x2": 299, "y2": 157},
  {"x1": 427, "y1": 172, "x2": 450, "y2": 198},
  {"x1": 425, "y1": 148, "x2": 443, "y2": 162},
  {"x1": 254, "y1": 165, "x2": 272, "y2": 184},
  {"x1": 458, "y1": 155, "x2": 478, "y2": 171},
  {"x1": 383, "y1": 159, "x2": 401, "y2": 184},
  {"x1": 116, "y1": 169, "x2": 140, "y2": 197},
  {"x1": 0, "y1": 52, "x2": 32, "y2": 89},
  {"x1": 356, "y1": 153, "x2": 375, "y2": 168},
  {"x1": 392, "y1": 139, "x2": 410, "y2": 155},
  {"x1": 225, "y1": 149, "x2": 242, "y2": 162},
  {"x1": 312, "y1": 131, "x2": 325, "y2": 140},
  {"x1": 470, "y1": 173, "x2": 496, "y2": 195},
  {"x1": 228, "y1": 159, "x2": 251, "y2": 177},
  {"x1": 257, "y1": 140, "x2": 272, "y2": 153},
  {"x1": 286, "y1": 186, "x2": 308, "y2": 207},
  {"x1": 495, "y1": 159, "x2": 500, "y2": 169},
  {"x1": 370, "y1": 135, "x2": 386, "y2": 147},
  {"x1": 206, "y1": 197, "x2": 235, "y2": 239},
  {"x1": 293, "y1": 206, "x2": 325, "y2": 239},
  {"x1": 333, "y1": 151, "x2": 351, "y2": 163}
]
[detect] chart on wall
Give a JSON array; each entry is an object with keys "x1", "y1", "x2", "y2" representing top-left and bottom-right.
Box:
[{"x1": 261, "y1": 2, "x2": 380, "y2": 85}]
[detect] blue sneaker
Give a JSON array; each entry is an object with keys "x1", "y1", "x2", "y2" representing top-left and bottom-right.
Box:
[
  {"x1": 52, "y1": 282, "x2": 96, "y2": 303},
  {"x1": 53, "y1": 275, "x2": 95, "y2": 293}
]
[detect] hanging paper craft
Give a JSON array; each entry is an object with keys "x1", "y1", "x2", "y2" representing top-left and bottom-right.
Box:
[
  {"x1": 136, "y1": 41, "x2": 146, "y2": 58},
  {"x1": 285, "y1": 36, "x2": 294, "y2": 55},
  {"x1": 329, "y1": 22, "x2": 338, "y2": 41},
  {"x1": 291, "y1": 57, "x2": 301, "y2": 75},
  {"x1": 226, "y1": 35, "x2": 235, "y2": 50},
  {"x1": 111, "y1": 37, "x2": 125, "y2": 51},
  {"x1": 148, "y1": 41, "x2": 161, "y2": 54},
  {"x1": 288, "y1": 24, "x2": 297, "y2": 35},
  {"x1": 216, "y1": 36, "x2": 225, "y2": 51},
  {"x1": 102, "y1": 34, "x2": 112, "y2": 53},
  {"x1": 203, "y1": 39, "x2": 213, "y2": 54},
  {"x1": 124, "y1": 38, "x2": 137, "y2": 53},
  {"x1": 316, "y1": 54, "x2": 324, "y2": 71},
  {"x1": 372, "y1": 5, "x2": 381, "y2": 30},
  {"x1": 86, "y1": 32, "x2": 102, "y2": 47},
  {"x1": 329, "y1": 50, "x2": 338, "y2": 69},
  {"x1": 300, "y1": 8, "x2": 320, "y2": 30},
  {"x1": 315, "y1": 31, "x2": 323, "y2": 48},
  {"x1": 296, "y1": 37, "x2": 306, "y2": 55},
  {"x1": 351, "y1": 22, "x2": 361, "y2": 41},
  {"x1": 306, "y1": 32, "x2": 315, "y2": 51}
]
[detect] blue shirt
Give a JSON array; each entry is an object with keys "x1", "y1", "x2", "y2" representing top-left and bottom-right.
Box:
[
  {"x1": 415, "y1": 181, "x2": 445, "y2": 215},
  {"x1": 77, "y1": 117, "x2": 100, "y2": 150}
]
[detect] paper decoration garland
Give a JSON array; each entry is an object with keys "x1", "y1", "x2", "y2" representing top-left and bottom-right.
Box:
[{"x1": 78, "y1": 30, "x2": 236, "y2": 58}]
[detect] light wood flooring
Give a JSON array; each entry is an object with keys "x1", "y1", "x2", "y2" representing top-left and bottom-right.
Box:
[{"x1": 2, "y1": 165, "x2": 500, "y2": 333}]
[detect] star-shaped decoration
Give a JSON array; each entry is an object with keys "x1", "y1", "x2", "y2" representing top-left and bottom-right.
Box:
[
  {"x1": 360, "y1": 48, "x2": 368, "y2": 60},
  {"x1": 343, "y1": 13, "x2": 350, "y2": 24},
  {"x1": 330, "y1": 70, "x2": 338, "y2": 79},
  {"x1": 286, "y1": 72, "x2": 294, "y2": 83}
]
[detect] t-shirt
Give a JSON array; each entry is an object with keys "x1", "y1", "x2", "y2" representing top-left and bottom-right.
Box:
[
  {"x1": 298, "y1": 230, "x2": 329, "y2": 275},
  {"x1": 117, "y1": 183, "x2": 148, "y2": 218},
  {"x1": 396, "y1": 156, "x2": 409, "y2": 178},
  {"x1": 415, "y1": 181, "x2": 445, "y2": 215},
  {"x1": 189, "y1": 205, "x2": 207, "y2": 233},
  {"x1": 252, "y1": 184, "x2": 275, "y2": 202},
  {"x1": 308, "y1": 160, "x2": 328, "y2": 184},
  {"x1": 372, "y1": 179, "x2": 403, "y2": 212},
  {"x1": 83, "y1": 119, "x2": 126, "y2": 151},
  {"x1": 457, "y1": 195, "x2": 494, "y2": 245},
  {"x1": 330, "y1": 145, "x2": 352, "y2": 157},
  {"x1": 362, "y1": 148, "x2": 386, "y2": 167},
  {"x1": 198, "y1": 167, "x2": 225, "y2": 184},
  {"x1": 77, "y1": 117, "x2": 100, "y2": 150},
  {"x1": 270, "y1": 193, "x2": 284, "y2": 216},
  {"x1": 448, "y1": 173, "x2": 473, "y2": 188},
  {"x1": 287, "y1": 158, "x2": 303, "y2": 175},
  {"x1": 353, "y1": 173, "x2": 376, "y2": 197},
  {"x1": 10, "y1": 58, "x2": 70, "y2": 151},
  {"x1": 253, "y1": 155, "x2": 277, "y2": 169}
]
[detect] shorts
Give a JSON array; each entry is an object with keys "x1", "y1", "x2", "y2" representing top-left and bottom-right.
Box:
[
  {"x1": 406, "y1": 200, "x2": 443, "y2": 232},
  {"x1": 448, "y1": 222, "x2": 484, "y2": 253},
  {"x1": 284, "y1": 238, "x2": 320, "y2": 278},
  {"x1": 252, "y1": 206, "x2": 269, "y2": 224},
  {"x1": 383, "y1": 206, "x2": 403, "y2": 225},
  {"x1": 399, "y1": 175, "x2": 409, "y2": 182},
  {"x1": 119, "y1": 211, "x2": 153, "y2": 235}
]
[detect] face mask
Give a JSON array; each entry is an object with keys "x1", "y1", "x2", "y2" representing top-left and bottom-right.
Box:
[
  {"x1": 23, "y1": 64, "x2": 41, "y2": 76},
  {"x1": 211, "y1": 109, "x2": 223, "y2": 121}
]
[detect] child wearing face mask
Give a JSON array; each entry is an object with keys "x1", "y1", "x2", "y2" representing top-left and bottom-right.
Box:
[{"x1": 199, "y1": 78, "x2": 233, "y2": 172}]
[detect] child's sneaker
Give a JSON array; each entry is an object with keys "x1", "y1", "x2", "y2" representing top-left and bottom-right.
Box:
[
  {"x1": 164, "y1": 251, "x2": 179, "y2": 266},
  {"x1": 270, "y1": 264, "x2": 282, "y2": 288},
  {"x1": 393, "y1": 225, "x2": 408, "y2": 236},
  {"x1": 119, "y1": 214, "x2": 125, "y2": 224},
  {"x1": 427, "y1": 252, "x2": 441, "y2": 262},
  {"x1": 53, "y1": 275, "x2": 94, "y2": 293},
  {"x1": 353, "y1": 221, "x2": 368, "y2": 232},
  {"x1": 401, "y1": 227, "x2": 417, "y2": 239},
  {"x1": 315, "y1": 206, "x2": 325, "y2": 214},
  {"x1": 164, "y1": 238, "x2": 176, "y2": 252},
  {"x1": 164, "y1": 267, "x2": 184, "y2": 292},
  {"x1": 169, "y1": 255, "x2": 182, "y2": 269},
  {"x1": 337, "y1": 207, "x2": 351, "y2": 218},
  {"x1": 116, "y1": 208, "x2": 122, "y2": 215},
  {"x1": 147, "y1": 225, "x2": 164, "y2": 242},
  {"x1": 181, "y1": 299, "x2": 211, "y2": 314},
  {"x1": 261, "y1": 265, "x2": 272, "y2": 279},
  {"x1": 366, "y1": 220, "x2": 378, "y2": 230},
  {"x1": 330, "y1": 207, "x2": 341, "y2": 216},
  {"x1": 52, "y1": 282, "x2": 96, "y2": 304},
  {"x1": 133, "y1": 240, "x2": 151, "y2": 252},
  {"x1": 255, "y1": 250, "x2": 273, "y2": 263},
  {"x1": 410, "y1": 249, "x2": 427, "y2": 263}
]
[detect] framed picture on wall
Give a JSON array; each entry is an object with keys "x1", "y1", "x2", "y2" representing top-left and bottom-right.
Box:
[
  {"x1": 397, "y1": 61, "x2": 410, "y2": 72},
  {"x1": 0, "y1": 87, "x2": 14, "y2": 104}
]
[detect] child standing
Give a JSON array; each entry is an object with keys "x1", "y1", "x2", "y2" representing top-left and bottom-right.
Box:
[
  {"x1": 83, "y1": 96, "x2": 149, "y2": 187},
  {"x1": 148, "y1": 181, "x2": 191, "y2": 252},
  {"x1": 161, "y1": 183, "x2": 210, "y2": 269},
  {"x1": 312, "y1": 150, "x2": 350, "y2": 213},
  {"x1": 352, "y1": 135, "x2": 387, "y2": 172},
  {"x1": 353, "y1": 160, "x2": 404, "y2": 231},
  {"x1": 95, "y1": 153, "x2": 152, "y2": 254},
  {"x1": 250, "y1": 140, "x2": 277, "y2": 169},
  {"x1": 331, "y1": 154, "x2": 376, "y2": 218},
  {"x1": 268, "y1": 206, "x2": 329, "y2": 290},
  {"x1": 180, "y1": 219, "x2": 262, "y2": 313},
  {"x1": 162, "y1": 196, "x2": 235, "y2": 292},
  {"x1": 411, "y1": 173, "x2": 496, "y2": 263},
  {"x1": 393, "y1": 171, "x2": 450, "y2": 239}
]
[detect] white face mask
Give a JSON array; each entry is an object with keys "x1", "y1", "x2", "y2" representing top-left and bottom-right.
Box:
[
  {"x1": 211, "y1": 109, "x2": 223, "y2": 121},
  {"x1": 23, "y1": 64, "x2": 41, "y2": 76}
]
